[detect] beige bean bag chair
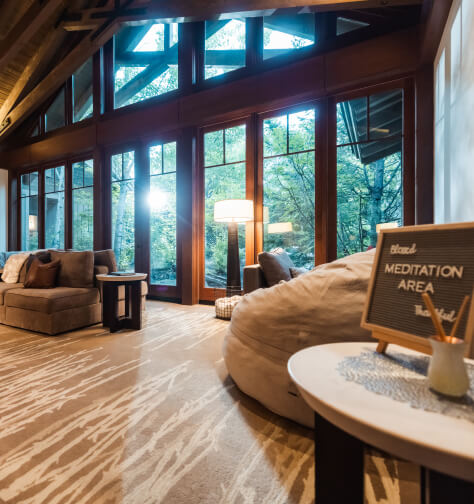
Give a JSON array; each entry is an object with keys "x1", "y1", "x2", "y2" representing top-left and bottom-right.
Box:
[{"x1": 223, "y1": 249, "x2": 376, "y2": 427}]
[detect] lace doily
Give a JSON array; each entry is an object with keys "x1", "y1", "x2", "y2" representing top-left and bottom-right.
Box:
[{"x1": 337, "y1": 349, "x2": 474, "y2": 423}]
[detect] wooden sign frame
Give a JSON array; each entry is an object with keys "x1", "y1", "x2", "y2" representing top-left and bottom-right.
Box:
[{"x1": 361, "y1": 222, "x2": 474, "y2": 357}]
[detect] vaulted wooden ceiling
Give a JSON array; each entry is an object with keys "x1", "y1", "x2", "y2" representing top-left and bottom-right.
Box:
[{"x1": 0, "y1": 0, "x2": 423, "y2": 142}]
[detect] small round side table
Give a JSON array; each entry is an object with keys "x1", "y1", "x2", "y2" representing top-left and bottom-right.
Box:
[
  {"x1": 288, "y1": 342, "x2": 474, "y2": 504},
  {"x1": 96, "y1": 273, "x2": 147, "y2": 333}
]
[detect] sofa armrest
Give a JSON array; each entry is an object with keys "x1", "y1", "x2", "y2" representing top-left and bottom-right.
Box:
[{"x1": 243, "y1": 264, "x2": 266, "y2": 294}]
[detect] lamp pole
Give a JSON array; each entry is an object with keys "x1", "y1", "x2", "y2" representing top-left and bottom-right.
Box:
[{"x1": 226, "y1": 221, "x2": 241, "y2": 297}]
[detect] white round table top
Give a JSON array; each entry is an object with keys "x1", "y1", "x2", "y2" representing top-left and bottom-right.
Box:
[
  {"x1": 96, "y1": 273, "x2": 147, "y2": 282},
  {"x1": 288, "y1": 342, "x2": 474, "y2": 482}
]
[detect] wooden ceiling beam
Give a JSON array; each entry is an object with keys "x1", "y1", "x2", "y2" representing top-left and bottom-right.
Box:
[
  {"x1": 0, "y1": 0, "x2": 65, "y2": 70},
  {"x1": 63, "y1": 0, "x2": 423, "y2": 30}
]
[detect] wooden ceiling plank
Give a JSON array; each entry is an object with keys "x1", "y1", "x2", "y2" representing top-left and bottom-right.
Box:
[
  {"x1": 0, "y1": 29, "x2": 67, "y2": 124},
  {"x1": 0, "y1": 0, "x2": 65, "y2": 70},
  {"x1": 0, "y1": 21, "x2": 121, "y2": 139}
]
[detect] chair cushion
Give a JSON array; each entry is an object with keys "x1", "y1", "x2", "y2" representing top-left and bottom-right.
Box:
[
  {"x1": 0, "y1": 283, "x2": 23, "y2": 305},
  {"x1": 257, "y1": 248, "x2": 295, "y2": 287},
  {"x1": 50, "y1": 250, "x2": 94, "y2": 288},
  {"x1": 5, "y1": 287, "x2": 100, "y2": 314},
  {"x1": 1, "y1": 253, "x2": 30, "y2": 284}
]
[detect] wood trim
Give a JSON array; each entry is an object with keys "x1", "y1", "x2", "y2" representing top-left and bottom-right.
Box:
[
  {"x1": 420, "y1": 0, "x2": 454, "y2": 65},
  {"x1": 315, "y1": 98, "x2": 329, "y2": 265}
]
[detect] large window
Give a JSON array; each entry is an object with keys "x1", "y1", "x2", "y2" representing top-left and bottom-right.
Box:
[
  {"x1": 72, "y1": 159, "x2": 94, "y2": 250},
  {"x1": 204, "y1": 124, "x2": 246, "y2": 288},
  {"x1": 263, "y1": 14, "x2": 315, "y2": 60},
  {"x1": 20, "y1": 172, "x2": 39, "y2": 251},
  {"x1": 111, "y1": 152, "x2": 135, "y2": 271},
  {"x1": 73, "y1": 58, "x2": 93, "y2": 123},
  {"x1": 45, "y1": 89, "x2": 65, "y2": 133},
  {"x1": 44, "y1": 166, "x2": 65, "y2": 249},
  {"x1": 149, "y1": 142, "x2": 177, "y2": 286},
  {"x1": 337, "y1": 89, "x2": 403, "y2": 257},
  {"x1": 114, "y1": 23, "x2": 179, "y2": 109},
  {"x1": 263, "y1": 109, "x2": 316, "y2": 268},
  {"x1": 205, "y1": 20, "x2": 246, "y2": 79}
]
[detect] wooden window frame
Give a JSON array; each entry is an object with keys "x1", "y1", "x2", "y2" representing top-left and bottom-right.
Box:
[
  {"x1": 327, "y1": 77, "x2": 415, "y2": 261},
  {"x1": 198, "y1": 116, "x2": 255, "y2": 302}
]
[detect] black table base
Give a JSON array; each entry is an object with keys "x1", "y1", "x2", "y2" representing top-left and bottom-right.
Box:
[
  {"x1": 314, "y1": 412, "x2": 474, "y2": 504},
  {"x1": 102, "y1": 280, "x2": 142, "y2": 333}
]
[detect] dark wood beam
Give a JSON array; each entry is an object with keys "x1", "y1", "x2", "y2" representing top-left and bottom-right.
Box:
[
  {"x1": 0, "y1": 0, "x2": 64, "y2": 70},
  {"x1": 63, "y1": 0, "x2": 423, "y2": 30},
  {"x1": 420, "y1": 0, "x2": 453, "y2": 64}
]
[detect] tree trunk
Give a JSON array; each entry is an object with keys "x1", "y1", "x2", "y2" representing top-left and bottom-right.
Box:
[{"x1": 368, "y1": 158, "x2": 385, "y2": 247}]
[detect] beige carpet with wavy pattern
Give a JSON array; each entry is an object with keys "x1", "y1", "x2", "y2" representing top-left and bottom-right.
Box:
[{"x1": 0, "y1": 301, "x2": 419, "y2": 504}]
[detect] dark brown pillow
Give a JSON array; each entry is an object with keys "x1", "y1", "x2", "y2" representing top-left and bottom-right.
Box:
[
  {"x1": 24, "y1": 258, "x2": 60, "y2": 289},
  {"x1": 21, "y1": 251, "x2": 52, "y2": 282},
  {"x1": 258, "y1": 248, "x2": 295, "y2": 287}
]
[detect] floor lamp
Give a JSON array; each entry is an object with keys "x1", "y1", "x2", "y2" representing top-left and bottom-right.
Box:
[{"x1": 214, "y1": 199, "x2": 253, "y2": 297}]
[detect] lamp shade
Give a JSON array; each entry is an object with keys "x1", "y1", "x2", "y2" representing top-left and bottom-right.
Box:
[
  {"x1": 268, "y1": 222, "x2": 293, "y2": 234},
  {"x1": 214, "y1": 199, "x2": 253, "y2": 223},
  {"x1": 29, "y1": 215, "x2": 38, "y2": 232},
  {"x1": 376, "y1": 222, "x2": 398, "y2": 233}
]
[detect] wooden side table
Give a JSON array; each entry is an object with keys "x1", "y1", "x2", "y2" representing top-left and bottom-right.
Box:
[
  {"x1": 96, "y1": 273, "x2": 147, "y2": 333},
  {"x1": 288, "y1": 342, "x2": 474, "y2": 504}
]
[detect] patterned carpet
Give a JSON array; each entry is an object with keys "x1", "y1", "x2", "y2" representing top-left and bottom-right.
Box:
[{"x1": 0, "y1": 301, "x2": 419, "y2": 503}]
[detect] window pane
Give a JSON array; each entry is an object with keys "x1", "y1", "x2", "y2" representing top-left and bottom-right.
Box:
[
  {"x1": 30, "y1": 172, "x2": 38, "y2": 196},
  {"x1": 21, "y1": 196, "x2": 38, "y2": 251},
  {"x1": 289, "y1": 109, "x2": 315, "y2": 153},
  {"x1": 114, "y1": 23, "x2": 178, "y2": 109},
  {"x1": 263, "y1": 153, "x2": 315, "y2": 268},
  {"x1": 21, "y1": 174, "x2": 30, "y2": 197},
  {"x1": 225, "y1": 125, "x2": 246, "y2": 164},
  {"x1": 111, "y1": 151, "x2": 135, "y2": 271},
  {"x1": 45, "y1": 88, "x2": 65, "y2": 132},
  {"x1": 150, "y1": 144, "x2": 163, "y2": 175},
  {"x1": 55, "y1": 166, "x2": 65, "y2": 191},
  {"x1": 112, "y1": 153, "x2": 123, "y2": 181},
  {"x1": 337, "y1": 97, "x2": 367, "y2": 145},
  {"x1": 263, "y1": 115, "x2": 287, "y2": 157},
  {"x1": 205, "y1": 20, "x2": 246, "y2": 79},
  {"x1": 44, "y1": 168, "x2": 55, "y2": 193},
  {"x1": 163, "y1": 142, "x2": 177, "y2": 173},
  {"x1": 84, "y1": 160, "x2": 94, "y2": 186},
  {"x1": 337, "y1": 141, "x2": 403, "y2": 257},
  {"x1": 73, "y1": 187, "x2": 94, "y2": 250},
  {"x1": 204, "y1": 130, "x2": 224, "y2": 167},
  {"x1": 45, "y1": 191, "x2": 65, "y2": 249},
  {"x1": 369, "y1": 89, "x2": 403, "y2": 140},
  {"x1": 72, "y1": 162, "x2": 84, "y2": 189},
  {"x1": 337, "y1": 17, "x2": 369, "y2": 36},
  {"x1": 205, "y1": 162, "x2": 246, "y2": 288},
  {"x1": 263, "y1": 14, "x2": 315, "y2": 60},
  {"x1": 73, "y1": 58, "x2": 93, "y2": 123},
  {"x1": 150, "y1": 173, "x2": 176, "y2": 285}
]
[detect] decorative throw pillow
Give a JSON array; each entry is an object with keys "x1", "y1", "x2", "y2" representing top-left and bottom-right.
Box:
[
  {"x1": 24, "y1": 258, "x2": 60, "y2": 289},
  {"x1": 1, "y1": 253, "x2": 30, "y2": 284},
  {"x1": 257, "y1": 248, "x2": 295, "y2": 287},
  {"x1": 290, "y1": 266, "x2": 309, "y2": 278},
  {"x1": 19, "y1": 251, "x2": 52, "y2": 283}
]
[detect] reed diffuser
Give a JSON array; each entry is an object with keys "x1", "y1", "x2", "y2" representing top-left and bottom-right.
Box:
[{"x1": 422, "y1": 293, "x2": 470, "y2": 397}]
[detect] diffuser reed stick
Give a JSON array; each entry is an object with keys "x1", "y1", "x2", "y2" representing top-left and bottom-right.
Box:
[
  {"x1": 422, "y1": 293, "x2": 447, "y2": 342},
  {"x1": 449, "y1": 295, "x2": 470, "y2": 340}
]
